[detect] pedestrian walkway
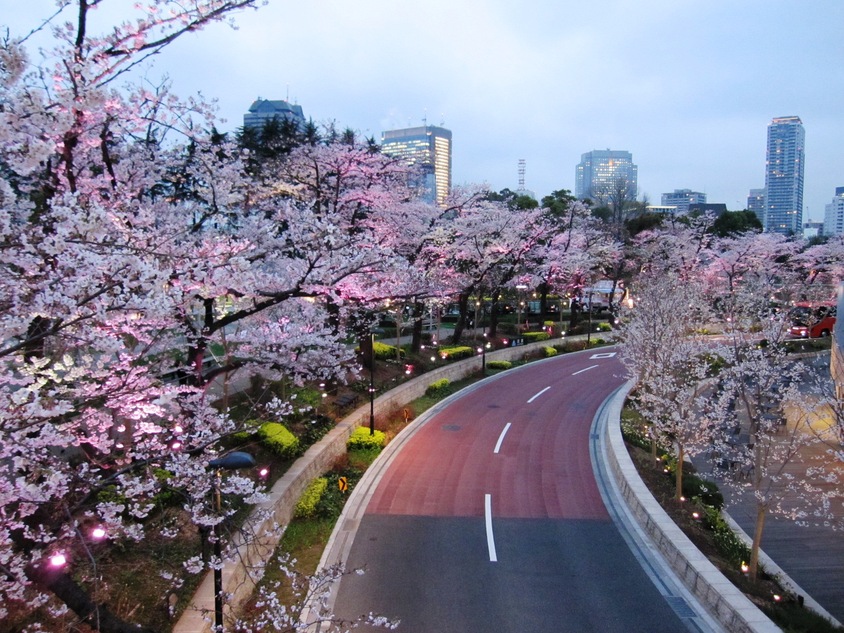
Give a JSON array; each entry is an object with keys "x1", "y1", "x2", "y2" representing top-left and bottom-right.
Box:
[{"x1": 693, "y1": 352, "x2": 844, "y2": 626}]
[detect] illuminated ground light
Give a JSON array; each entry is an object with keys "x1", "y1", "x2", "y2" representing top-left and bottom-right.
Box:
[
  {"x1": 49, "y1": 552, "x2": 67, "y2": 568},
  {"x1": 91, "y1": 526, "x2": 107, "y2": 541}
]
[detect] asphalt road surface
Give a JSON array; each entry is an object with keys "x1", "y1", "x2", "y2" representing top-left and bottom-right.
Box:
[{"x1": 330, "y1": 349, "x2": 703, "y2": 633}]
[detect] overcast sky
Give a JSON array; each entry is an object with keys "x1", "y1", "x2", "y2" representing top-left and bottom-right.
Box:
[{"x1": 5, "y1": 1, "x2": 844, "y2": 220}]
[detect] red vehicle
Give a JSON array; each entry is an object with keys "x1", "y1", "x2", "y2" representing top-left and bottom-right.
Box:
[{"x1": 788, "y1": 302, "x2": 837, "y2": 338}]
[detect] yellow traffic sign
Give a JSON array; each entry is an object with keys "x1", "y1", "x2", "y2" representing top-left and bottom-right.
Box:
[{"x1": 338, "y1": 476, "x2": 348, "y2": 492}]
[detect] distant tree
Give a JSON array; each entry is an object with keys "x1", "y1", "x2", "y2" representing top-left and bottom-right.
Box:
[
  {"x1": 626, "y1": 212, "x2": 664, "y2": 236},
  {"x1": 488, "y1": 188, "x2": 539, "y2": 210},
  {"x1": 593, "y1": 176, "x2": 637, "y2": 238},
  {"x1": 708, "y1": 209, "x2": 763, "y2": 237}
]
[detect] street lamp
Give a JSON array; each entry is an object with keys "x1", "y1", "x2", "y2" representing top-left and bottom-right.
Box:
[
  {"x1": 369, "y1": 332, "x2": 376, "y2": 436},
  {"x1": 478, "y1": 333, "x2": 490, "y2": 375},
  {"x1": 208, "y1": 451, "x2": 256, "y2": 633}
]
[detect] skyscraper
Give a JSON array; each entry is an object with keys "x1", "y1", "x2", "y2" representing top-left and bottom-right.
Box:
[
  {"x1": 381, "y1": 125, "x2": 452, "y2": 206},
  {"x1": 824, "y1": 187, "x2": 844, "y2": 237},
  {"x1": 661, "y1": 189, "x2": 706, "y2": 215},
  {"x1": 243, "y1": 98, "x2": 305, "y2": 131},
  {"x1": 575, "y1": 150, "x2": 638, "y2": 202},
  {"x1": 764, "y1": 116, "x2": 805, "y2": 234},
  {"x1": 747, "y1": 188, "x2": 766, "y2": 224}
]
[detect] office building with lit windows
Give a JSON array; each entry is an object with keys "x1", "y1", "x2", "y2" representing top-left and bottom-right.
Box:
[
  {"x1": 764, "y1": 116, "x2": 805, "y2": 234},
  {"x1": 747, "y1": 188, "x2": 766, "y2": 224},
  {"x1": 824, "y1": 187, "x2": 844, "y2": 237},
  {"x1": 381, "y1": 125, "x2": 452, "y2": 206},
  {"x1": 575, "y1": 150, "x2": 638, "y2": 202},
  {"x1": 661, "y1": 189, "x2": 706, "y2": 215},
  {"x1": 243, "y1": 98, "x2": 305, "y2": 131}
]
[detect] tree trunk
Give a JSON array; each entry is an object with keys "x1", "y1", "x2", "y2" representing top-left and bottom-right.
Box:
[
  {"x1": 675, "y1": 444, "x2": 684, "y2": 500},
  {"x1": 27, "y1": 565, "x2": 156, "y2": 633},
  {"x1": 750, "y1": 503, "x2": 767, "y2": 581},
  {"x1": 538, "y1": 282, "x2": 549, "y2": 326},
  {"x1": 488, "y1": 289, "x2": 502, "y2": 339},
  {"x1": 451, "y1": 291, "x2": 471, "y2": 344},
  {"x1": 410, "y1": 300, "x2": 424, "y2": 353}
]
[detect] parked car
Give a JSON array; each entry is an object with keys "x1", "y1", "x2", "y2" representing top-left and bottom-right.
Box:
[{"x1": 788, "y1": 302, "x2": 836, "y2": 338}]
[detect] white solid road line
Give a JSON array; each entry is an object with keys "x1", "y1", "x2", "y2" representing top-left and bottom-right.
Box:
[
  {"x1": 485, "y1": 493, "x2": 497, "y2": 562},
  {"x1": 493, "y1": 422, "x2": 512, "y2": 454},
  {"x1": 572, "y1": 364, "x2": 600, "y2": 375},
  {"x1": 527, "y1": 386, "x2": 550, "y2": 403}
]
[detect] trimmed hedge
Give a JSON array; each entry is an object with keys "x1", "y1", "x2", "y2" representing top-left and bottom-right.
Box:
[
  {"x1": 426, "y1": 378, "x2": 451, "y2": 396},
  {"x1": 346, "y1": 426, "x2": 386, "y2": 450},
  {"x1": 486, "y1": 360, "x2": 512, "y2": 370},
  {"x1": 294, "y1": 477, "x2": 328, "y2": 518},
  {"x1": 257, "y1": 422, "x2": 300, "y2": 459},
  {"x1": 522, "y1": 331, "x2": 551, "y2": 343},
  {"x1": 438, "y1": 345, "x2": 474, "y2": 360},
  {"x1": 543, "y1": 346, "x2": 557, "y2": 357},
  {"x1": 373, "y1": 340, "x2": 404, "y2": 360}
]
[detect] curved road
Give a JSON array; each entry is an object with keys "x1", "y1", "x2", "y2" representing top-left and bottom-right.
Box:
[{"x1": 329, "y1": 349, "x2": 705, "y2": 632}]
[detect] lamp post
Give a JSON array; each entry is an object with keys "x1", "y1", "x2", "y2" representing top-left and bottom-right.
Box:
[
  {"x1": 479, "y1": 333, "x2": 490, "y2": 375},
  {"x1": 208, "y1": 451, "x2": 256, "y2": 633},
  {"x1": 587, "y1": 291, "x2": 593, "y2": 347},
  {"x1": 369, "y1": 331, "x2": 376, "y2": 436}
]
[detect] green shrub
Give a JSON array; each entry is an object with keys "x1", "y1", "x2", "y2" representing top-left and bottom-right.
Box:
[
  {"x1": 437, "y1": 346, "x2": 474, "y2": 360},
  {"x1": 523, "y1": 331, "x2": 551, "y2": 343},
  {"x1": 294, "y1": 477, "x2": 328, "y2": 518},
  {"x1": 682, "y1": 475, "x2": 724, "y2": 509},
  {"x1": 486, "y1": 360, "x2": 512, "y2": 370},
  {"x1": 291, "y1": 387, "x2": 323, "y2": 411},
  {"x1": 425, "y1": 378, "x2": 451, "y2": 396},
  {"x1": 299, "y1": 414, "x2": 334, "y2": 446},
  {"x1": 346, "y1": 426, "x2": 386, "y2": 450},
  {"x1": 702, "y1": 506, "x2": 752, "y2": 568},
  {"x1": 258, "y1": 422, "x2": 301, "y2": 459},
  {"x1": 597, "y1": 322, "x2": 613, "y2": 332},
  {"x1": 543, "y1": 346, "x2": 557, "y2": 357},
  {"x1": 373, "y1": 340, "x2": 404, "y2": 360}
]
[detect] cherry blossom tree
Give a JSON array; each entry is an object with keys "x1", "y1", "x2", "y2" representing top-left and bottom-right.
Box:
[
  {"x1": 0, "y1": 3, "x2": 414, "y2": 631},
  {"x1": 619, "y1": 272, "x2": 714, "y2": 498},
  {"x1": 707, "y1": 317, "x2": 839, "y2": 581}
]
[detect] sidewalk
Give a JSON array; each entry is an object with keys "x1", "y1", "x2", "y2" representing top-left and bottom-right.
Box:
[{"x1": 693, "y1": 351, "x2": 844, "y2": 626}]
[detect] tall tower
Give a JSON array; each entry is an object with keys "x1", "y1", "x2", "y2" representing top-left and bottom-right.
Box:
[
  {"x1": 575, "y1": 150, "x2": 638, "y2": 202},
  {"x1": 381, "y1": 125, "x2": 452, "y2": 206},
  {"x1": 243, "y1": 98, "x2": 305, "y2": 131},
  {"x1": 764, "y1": 116, "x2": 805, "y2": 234}
]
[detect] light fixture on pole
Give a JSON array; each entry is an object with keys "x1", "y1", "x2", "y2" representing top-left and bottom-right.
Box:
[
  {"x1": 369, "y1": 332, "x2": 376, "y2": 436},
  {"x1": 208, "y1": 451, "x2": 256, "y2": 633}
]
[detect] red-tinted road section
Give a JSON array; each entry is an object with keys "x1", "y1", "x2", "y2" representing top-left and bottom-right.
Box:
[
  {"x1": 332, "y1": 349, "x2": 693, "y2": 633},
  {"x1": 368, "y1": 352, "x2": 614, "y2": 520}
]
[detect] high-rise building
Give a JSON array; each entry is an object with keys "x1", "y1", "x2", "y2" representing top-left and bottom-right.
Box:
[
  {"x1": 243, "y1": 98, "x2": 305, "y2": 131},
  {"x1": 575, "y1": 150, "x2": 638, "y2": 202},
  {"x1": 764, "y1": 116, "x2": 805, "y2": 234},
  {"x1": 747, "y1": 188, "x2": 766, "y2": 224},
  {"x1": 381, "y1": 125, "x2": 452, "y2": 206},
  {"x1": 660, "y1": 189, "x2": 706, "y2": 215},
  {"x1": 823, "y1": 187, "x2": 844, "y2": 237}
]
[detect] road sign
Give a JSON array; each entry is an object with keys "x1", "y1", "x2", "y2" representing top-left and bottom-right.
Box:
[{"x1": 338, "y1": 476, "x2": 348, "y2": 492}]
